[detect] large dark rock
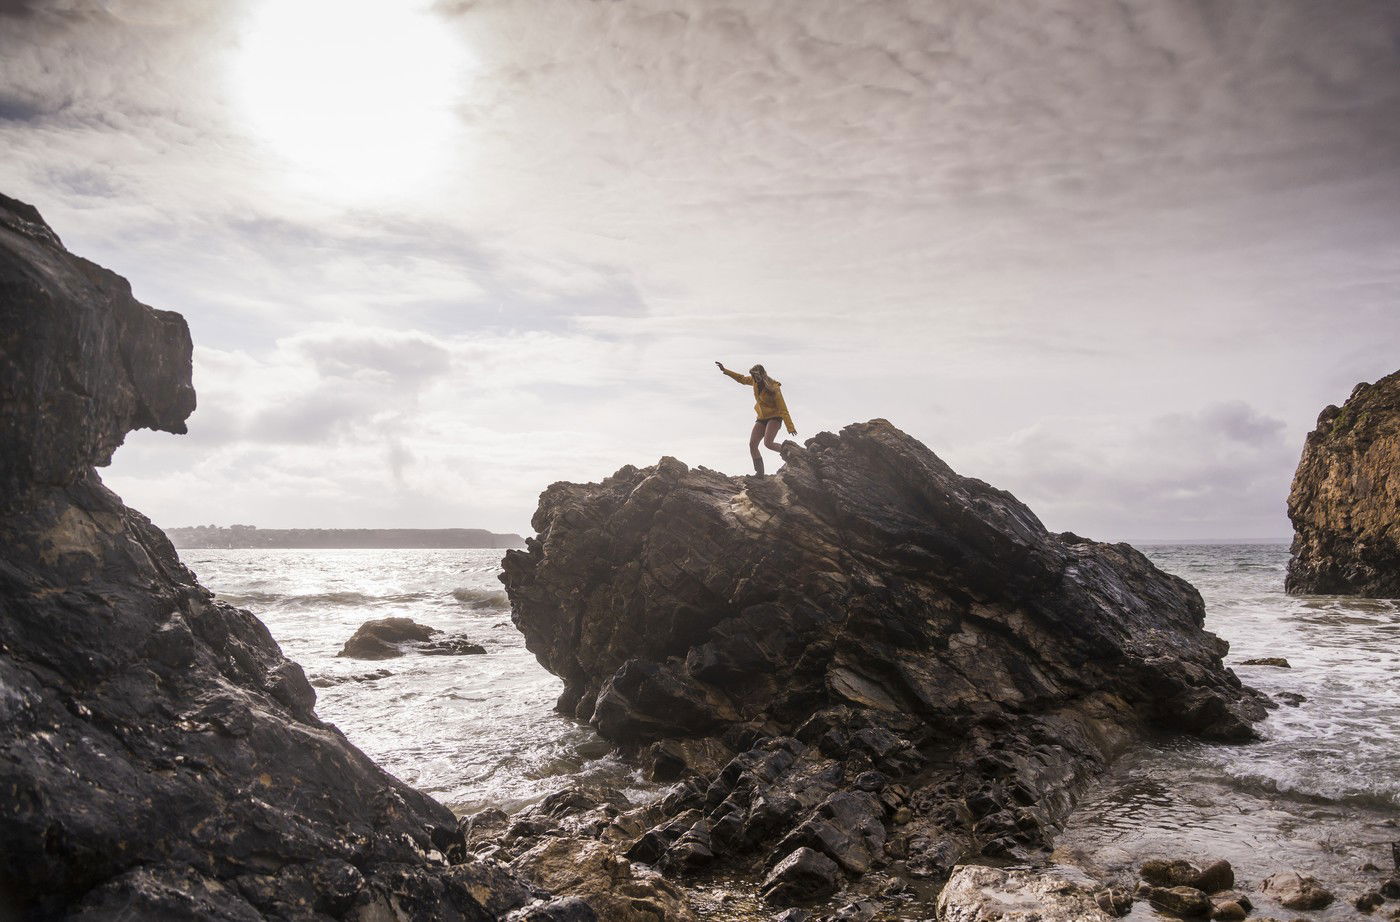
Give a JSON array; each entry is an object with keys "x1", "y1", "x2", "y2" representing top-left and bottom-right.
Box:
[
  {"x1": 338, "y1": 616, "x2": 487, "y2": 659},
  {"x1": 0, "y1": 195, "x2": 571, "y2": 921},
  {"x1": 501, "y1": 421, "x2": 1264, "y2": 900},
  {"x1": 1286, "y1": 370, "x2": 1400, "y2": 597}
]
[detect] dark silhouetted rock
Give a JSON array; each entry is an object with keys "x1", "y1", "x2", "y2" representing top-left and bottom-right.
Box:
[
  {"x1": 339, "y1": 616, "x2": 486, "y2": 659},
  {"x1": 501, "y1": 420, "x2": 1265, "y2": 896},
  {"x1": 1286, "y1": 370, "x2": 1400, "y2": 597},
  {"x1": 1239, "y1": 657, "x2": 1291, "y2": 668},
  {"x1": 340, "y1": 616, "x2": 437, "y2": 657},
  {"x1": 0, "y1": 194, "x2": 553, "y2": 921}
]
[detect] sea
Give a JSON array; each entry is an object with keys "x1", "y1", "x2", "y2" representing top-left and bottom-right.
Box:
[{"x1": 182, "y1": 544, "x2": 1400, "y2": 915}]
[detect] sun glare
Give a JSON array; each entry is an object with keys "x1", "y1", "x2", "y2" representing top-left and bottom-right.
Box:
[{"x1": 232, "y1": 0, "x2": 467, "y2": 201}]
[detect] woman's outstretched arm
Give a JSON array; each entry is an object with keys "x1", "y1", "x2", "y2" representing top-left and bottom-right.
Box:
[{"x1": 715, "y1": 361, "x2": 752, "y2": 385}]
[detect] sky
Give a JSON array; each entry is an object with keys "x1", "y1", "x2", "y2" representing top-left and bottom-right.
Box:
[{"x1": 2, "y1": 0, "x2": 1399, "y2": 540}]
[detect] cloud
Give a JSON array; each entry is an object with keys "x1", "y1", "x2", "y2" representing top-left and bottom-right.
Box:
[
  {"x1": 3, "y1": 0, "x2": 1398, "y2": 536},
  {"x1": 963, "y1": 401, "x2": 1298, "y2": 540}
]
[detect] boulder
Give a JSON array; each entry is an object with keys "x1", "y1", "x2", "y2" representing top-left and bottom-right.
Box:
[
  {"x1": 1195, "y1": 859, "x2": 1235, "y2": 894},
  {"x1": 761, "y1": 847, "x2": 841, "y2": 905},
  {"x1": 1286, "y1": 370, "x2": 1400, "y2": 597},
  {"x1": 937, "y1": 865, "x2": 1113, "y2": 922},
  {"x1": 1239, "y1": 657, "x2": 1290, "y2": 668},
  {"x1": 0, "y1": 194, "x2": 548, "y2": 920},
  {"x1": 340, "y1": 616, "x2": 439, "y2": 657},
  {"x1": 501, "y1": 419, "x2": 1265, "y2": 893},
  {"x1": 338, "y1": 616, "x2": 486, "y2": 659},
  {"x1": 1260, "y1": 870, "x2": 1335, "y2": 910},
  {"x1": 1140, "y1": 859, "x2": 1204, "y2": 888},
  {"x1": 1146, "y1": 885, "x2": 1211, "y2": 918},
  {"x1": 1210, "y1": 899, "x2": 1247, "y2": 921},
  {"x1": 1096, "y1": 887, "x2": 1134, "y2": 917}
]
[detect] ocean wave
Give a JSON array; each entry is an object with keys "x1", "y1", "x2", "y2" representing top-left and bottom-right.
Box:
[
  {"x1": 452, "y1": 587, "x2": 509, "y2": 609},
  {"x1": 1217, "y1": 757, "x2": 1400, "y2": 811},
  {"x1": 217, "y1": 589, "x2": 435, "y2": 609}
]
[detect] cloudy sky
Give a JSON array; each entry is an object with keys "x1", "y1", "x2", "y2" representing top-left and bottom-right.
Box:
[{"x1": 3, "y1": 0, "x2": 1398, "y2": 540}]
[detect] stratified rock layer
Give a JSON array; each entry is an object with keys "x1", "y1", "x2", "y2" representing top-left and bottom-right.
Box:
[
  {"x1": 0, "y1": 195, "x2": 586, "y2": 922},
  {"x1": 501, "y1": 421, "x2": 1264, "y2": 904},
  {"x1": 1286, "y1": 370, "x2": 1400, "y2": 598}
]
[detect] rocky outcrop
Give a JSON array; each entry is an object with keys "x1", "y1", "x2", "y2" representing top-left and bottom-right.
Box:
[
  {"x1": 1286, "y1": 370, "x2": 1400, "y2": 597},
  {"x1": 338, "y1": 617, "x2": 487, "y2": 659},
  {"x1": 0, "y1": 195, "x2": 585, "y2": 921},
  {"x1": 501, "y1": 420, "x2": 1264, "y2": 911}
]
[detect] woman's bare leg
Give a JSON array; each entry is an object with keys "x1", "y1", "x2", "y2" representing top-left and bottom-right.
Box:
[
  {"x1": 762, "y1": 418, "x2": 785, "y2": 452},
  {"x1": 749, "y1": 420, "x2": 766, "y2": 474}
]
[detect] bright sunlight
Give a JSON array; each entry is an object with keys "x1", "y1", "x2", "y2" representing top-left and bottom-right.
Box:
[{"x1": 232, "y1": 0, "x2": 467, "y2": 201}]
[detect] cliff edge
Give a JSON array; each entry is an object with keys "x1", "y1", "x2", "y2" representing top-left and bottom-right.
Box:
[
  {"x1": 0, "y1": 194, "x2": 586, "y2": 921},
  {"x1": 1286, "y1": 370, "x2": 1400, "y2": 598},
  {"x1": 500, "y1": 421, "x2": 1265, "y2": 903}
]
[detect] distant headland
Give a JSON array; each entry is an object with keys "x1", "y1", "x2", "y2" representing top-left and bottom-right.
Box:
[{"x1": 165, "y1": 524, "x2": 526, "y2": 549}]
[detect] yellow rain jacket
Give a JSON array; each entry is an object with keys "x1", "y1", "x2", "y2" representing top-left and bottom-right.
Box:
[{"x1": 723, "y1": 368, "x2": 797, "y2": 434}]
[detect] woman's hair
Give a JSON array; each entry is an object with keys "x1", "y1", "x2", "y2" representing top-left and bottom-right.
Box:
[{"x1": 749, "y1": 364, "x2": 771, "y2": 394}]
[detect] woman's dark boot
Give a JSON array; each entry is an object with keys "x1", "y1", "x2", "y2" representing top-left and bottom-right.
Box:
[{"x1": 752, "y1": 454, "x2": 764, "y2": 476}]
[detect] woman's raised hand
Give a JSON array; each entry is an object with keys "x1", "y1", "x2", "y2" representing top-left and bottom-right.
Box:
[{"x1": 714, "y1": 361, "x2": 725, "y2": 371}]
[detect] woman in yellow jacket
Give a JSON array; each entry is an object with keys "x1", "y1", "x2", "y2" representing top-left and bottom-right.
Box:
[{"x1": 715, "y1": 361, "x2": 797, "y2": 475}]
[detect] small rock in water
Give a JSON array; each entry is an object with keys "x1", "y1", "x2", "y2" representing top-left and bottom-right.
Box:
[
  {"x1": 1239, "y1": 657, "x2": 1291, "y2": 667},
  {"x1": 1147, "y1": 885, "x2": 1212, "y2": 918},
  {"x1": 1096, "y1": 887, "x2": 1134, "y2": 917},
  {"x1": 1210, "y1": 900, "x2": 1247, "y2": 921},
  {"x1": 1273, "y1": 691, "x2": 1307, "y2": 707},
  {"x1": 1196, "y1": 859, "x2": 1235, "y2": 894},
  {"x1": 1354, "y1": 890, "x2": 1385, "y2": 913},
  {"x1": 1261, "y1": 870, "x2": 1335, "y2": 910},
  {"x1": 421, "y1": 636, "x2": 487, "y2": 656},
  {"x1": 1381, "y1": 876, "x2": 1400, "y2": 898},
  {"x1": 761, "y1": 847, "x2": 840, "y2": 905},
  {"x1": 1140, "y1": 859, "x2": 1204, "y2": 889}
]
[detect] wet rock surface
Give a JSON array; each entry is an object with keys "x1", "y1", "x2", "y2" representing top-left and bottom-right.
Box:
[
  {"x1": 500, "y1": 418, "x2": 1266, "y2": 913},
  {"x1": 1259, "y1": 869, "x2": 1336, "y2": 910},
  {"x1": 937, "y1": 864, "x2": 1113, "y2": 922},
  {"x1": 1286, "y1": 369, "x2": 1400, "y2": 598},
  {"x1": 0, "y1": 195, "x2": 570, "y2": 921}
]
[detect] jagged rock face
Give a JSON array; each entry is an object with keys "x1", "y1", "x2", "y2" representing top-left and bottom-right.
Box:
[
  {"x1": 501, "y1": 420, "x2": 1264, "y2": 907},
  {"x1": 0, "y1": 193, "x2": 195, "y2": 505},
  {"x1": 504, "y1": 420, "x2": 1259, "y2": 745},
  {"x1": 0, "y1": 196, "x2": 585, "y2": 922},
  {"x1": 1286, "y1": 370, "x2": 1400, "y2": 598}
]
